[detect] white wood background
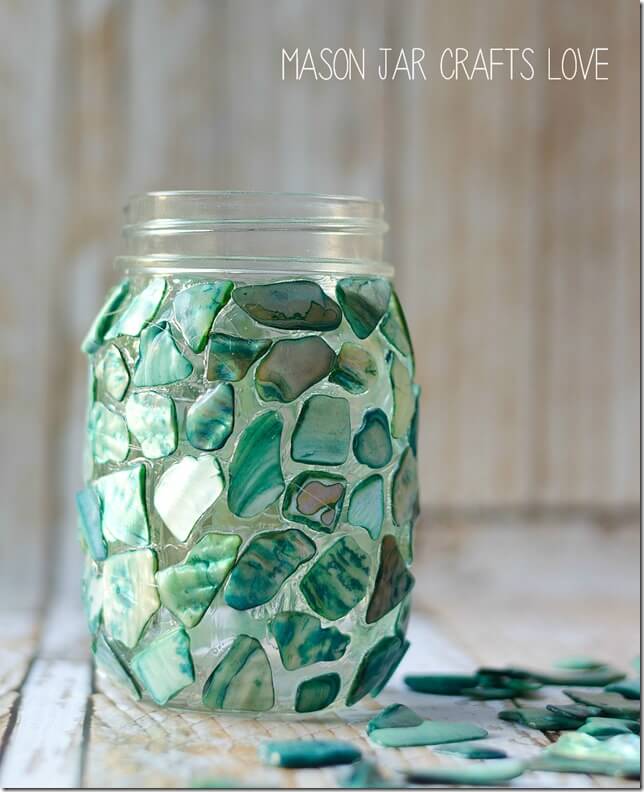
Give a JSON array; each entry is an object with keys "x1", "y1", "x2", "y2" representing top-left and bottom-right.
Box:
[{"x1": 0, "y1": 2, "x2": 638, "y2": 786}]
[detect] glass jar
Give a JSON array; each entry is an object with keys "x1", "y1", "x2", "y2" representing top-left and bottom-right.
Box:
[{"x1": 79, "y1": 192, "x2": 419, "y2": 714}]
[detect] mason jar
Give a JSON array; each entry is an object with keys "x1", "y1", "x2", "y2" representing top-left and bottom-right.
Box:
[{"x1": 78, "y1": 191, "x2": 419, "y2": 714}]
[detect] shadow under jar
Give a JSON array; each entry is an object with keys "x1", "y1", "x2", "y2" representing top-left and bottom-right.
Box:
[{"x1": 78, "y1": 191, "x2": 420, "y2": 714}]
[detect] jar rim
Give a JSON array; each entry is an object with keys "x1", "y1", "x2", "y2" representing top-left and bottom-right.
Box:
[{"x1": 124, "y1": 190, "x2": 386, "y2": 230}]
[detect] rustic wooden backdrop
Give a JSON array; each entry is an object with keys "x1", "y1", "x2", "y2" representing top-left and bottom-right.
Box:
[{"x1": 0, "y1": 0, "x2": 638, "y2": 611}]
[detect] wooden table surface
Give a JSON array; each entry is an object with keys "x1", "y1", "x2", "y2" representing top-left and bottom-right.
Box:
[{"x1": 0, "y1": 518, "x2": 638, "y2": 789}]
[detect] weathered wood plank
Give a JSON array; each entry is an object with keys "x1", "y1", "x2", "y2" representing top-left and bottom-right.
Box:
[{"x1": 0, "y1": 658, "x2": 92, "y2": 789}]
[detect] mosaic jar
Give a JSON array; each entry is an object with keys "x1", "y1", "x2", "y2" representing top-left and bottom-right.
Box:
[{"x1": 78, "y1": 192, "x2": 419, "y2": 714}]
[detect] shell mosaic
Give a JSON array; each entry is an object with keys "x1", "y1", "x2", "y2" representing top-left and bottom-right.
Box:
[{"x1": 81, "y1": 273, "x2": 418, "y2": 713}]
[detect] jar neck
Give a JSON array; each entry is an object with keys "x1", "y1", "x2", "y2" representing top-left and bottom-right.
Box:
[{"x1": 116, "y1": 191, "x2": 392, "y2": 277}]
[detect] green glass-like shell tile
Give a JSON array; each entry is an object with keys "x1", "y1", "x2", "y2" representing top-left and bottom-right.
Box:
[
  {"x1": 76, "y1": 487, "x2": 107, "y2": 561},
  {"x1": 563, "y1": 691, "x2": 640, "y2": 718},
  {"x1": 578, "y1": 718, "x2": 640, "y2": 739},
  {"x1": 606, "y1": 677, "x2": 641, "y2": 700},
  {"x1": 255, "y1": 336, "x2": 335, "y2": 402},
  {"x1": 336, "y1": 277, "x2": 391, "y2": 339},
  {"x1": 395, "y1": 594, "x2": 412, "y2": 638},
  {"x1": 206, "y1": 333, "x2": 271, "y2": 381},
  {"x1": 340, "y1": 759, "x2": 396, "y2": 788},
  {"x1": 366, "y1": 535, "x2": 415, "y2": 624},
  {"x1": 92, "y1": 632, "x2": 141, "y2": 700},
  {"x1": 227, "y1": 411, "x2": 284, "y2": 518},
  {"x1": 94, "y1": 464, "x2": 149, "y2": 547},
  {"x1": 156, "y1": 532, "x2": 241, "y2": 628},
  {"x1": 392, "y1": 447, "x2": 419, "y2": 528},
  {"x1": 282, "y1": 471, "x2": 346, "y2": 533},
  {"x1": 295, "y1": 673, "x2": 342, "y2": 713},
  {"x1": 82, "y1": 278, "x2": 130, "y2": 354},
  {"x1": 125, "y1": 391, "x2": 177, "y2": 459},
  {"x1": 174, "y1": 281, "x2": 233, "y2": 353},
  {"x1": 328, "y1": 342, "x2": 377, "y2": 394},
  {"x1": 225, "y1": 529, "x2": 316, "y2": 610},
  {"x1": 89, "y1": 402, "x2": 129, "y2": 464},
  {"x1": 82, "y1": 560, "x2": 103, "y2": 634},
  {"x1": 96, "y1": 344, "x2": 130, "y2": 401},
  {"x1": 232, "y1": 280, "x2": 341, "y2": 330},
  {"x1": 300, "y1": 535, "x2": 370, "y2": 621},
  {"x1": 259, "y1": 739, "x2": 360, "y2": 768},
  {"x1": 154, "y1": 455, "x2": 225, "y2": 543},
  {"x1": 528, "y1": 732, "x2": 640, "y2": 777},
  {"x1": 291, "y1": 395, "x2": 351, "y2": 466},
  {"x1": 499, "y1": 707, "x2": 585, "y2": 731},
  {"x1": 380, "y1": 291, "x2": 413, "y2": 358},
  {"x1": 369, "y1": 720, "x2": 488, "y2": 748},
  {"x1": 366, "y1": 703, "x2": 423, "y2": 734},
  {"x1": 353, "y1": 409, "x2": 392, "y2": 469},
  {"x1": 133, "y1": 321, "x2": 193, "y2": 386},
  {"x1": 202, "y1": 634, "x2": 274, "y2": 712},
  {"x1": 102, "y1": 548, "x2": 160, "y2": 648},
  {"x1": 436, "y1": 743, "x2": 508, "y2": 760},
  {"x1": 389, "y1": 353, "x2": 414, "y2": 438},
  {"x1": 405, "y1": 761, "x2": 524, "y2": 787},
  {"x1": 131, "y1": 626, "x2": 195, "y2": 705},
  {"x1": 347, "y1": 475, "x2": 384, "y2": 539},
  {"x1": 270, "y1": 611, "x2": 350, "y2": 670},
  {"x1": 105, "y1": 277, "x2": 166, "y2": 339},
  {"x1": 409, "y1": 384, "x2": 420, "y2": 456},
  {"x1": 346, "y1": 635, "x2": 409, "y2": 706},
  {"x1": 186, "y1": 383, "x2": 234, "y2": 451}
]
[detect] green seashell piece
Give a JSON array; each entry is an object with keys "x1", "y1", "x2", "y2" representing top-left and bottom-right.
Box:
[
  {"x1": 404, "y1": 673, "x2": 480, "y2": 695},
  {"x1": 291, "y1": 395, "x2": 351, "y2": 466},
  {"x1": 202, "y1": 634, "x2": 274, "y2": 712},
  {"x1": 499, "y1": 707, "x2": 586, "y2": 731},
  {"x1": 300, "y1": 535, "x2": 370, "y2": 621},
  {"x1": 232, "y1": 280, "x2": 341, "y2": 330},
  {"x1": 380, "y1": 291, "x2": 413, "y2": 358},
  {"x1": 282, "y1": 471, "x2": 346, "y2": 533},
  {"x1": 328, "y1": 342, "x2": 377, "y2": 394},
  {"x1": 269, "y1": 611, "x2": 350, "y2": 670},
  {"x1": 92, "y1": 632, "x2": 140, "y2": 700},
  {"x1": 392, "y1": 447, "x2": 419, "y2": 528},
  {"x1": 186, "y1": 383, "x2": 234, "y2": 451},
  {"x1": 174, "y1": 280, "x2": 233, "y2": 353},
  {"x1": 89, "y1": 402, "x2": 129, "y2": 464},
  {"x1": 225, "y1": 529, "x2": 315, "y2": 610},
  {"x1": 102, "y1": 548, "x2": 160, "y2": 648},
  {"x1": 347, "y1": 475, "x2": 384, "y2": 539},
  {"x1": 366, "y1": 703, "x2": 423, "y2": 735},
  {"x1": 133, "y1": 321, "x2": 193, "y2": 386},
  {"x1": 353, "y1": 409, "x2": 392, "y2": 469},
  {"x1": 82, "y1": 560, "x2": 103, "y2": 634},
  {"x1": 389, "y1": 353, "x2": 414, "y2": 438},
  {"x1": 227, "y1": 411, "x2": 284, "y2": 518},
  {"x1": 259, "y1": 739, "x2": 360, "y2": 768},
  {"x1": 125, "y1": 390, "x2": 177, "y2": 459},
  {"x1": 82, "y1": 279, "x2": 130, "y2": 354},
  {"x1": 578, "y1": 717, "x2": 640, "y2": 739},
  {"x1": 76, "y1": 487, "x2": 107, "y2": 561},
  {"x1": 295, "y1": 673, "x2": 341, "y2": 713},
  {"x1": 336, "y1": 277, "x2": 391, "y2": 339},
  {"x1": 96, "y1": 344, "x2": 130, "y2": 401},
  {"x1": 366, "y1": 535, "x2": 414, "y2": 624},
  {"x1": 405, "y1": 760, "x2": 524, "y2": 787},
  {"x1": 529, "y1": 732, "x2": 640, "y2": 778},
  {"x1": 154, "y1": 455, "x2": 224, "y2": 543},
  {"x1": 346, "y1": 635, "x2": 409, "y2": 706},
  {"x1": 206, "y1": 333, "x2": 271, "y2": 381},
  {"x1": 94, "y1": 464, "x2": 149, "y2": 547},
  {"x1": 606, "y1": 677, "x2": 640, "y2": 700},
  {"x1": 436, "y1": 743, "x2": 508, "y2": 759},
  {"x1": 369, "y1": 720, "x2": 488, "y2": 748},
  {"x1": 131, "y1": 626, "x2": 195, "y2": 705},
  {"x1": 105, "y1": 277, "x2": 166, "y2": 339},
  {"x1": 255, "y1": 336, "x2": 335, "y2": 403},
  {"x1": 156, "y1": 532, "x2": 241, "y2": 628},
  {"x1": 564, "y1": 690, "x2": 640, "y2": 718}
]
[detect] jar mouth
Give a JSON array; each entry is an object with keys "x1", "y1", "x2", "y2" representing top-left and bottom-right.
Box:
[
  {"x1": 119, "y1": 191, "x2": 391, "y2": 276},
  {"x1": 124, "y1": 190, "x2": 387, "y2": 231}
]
